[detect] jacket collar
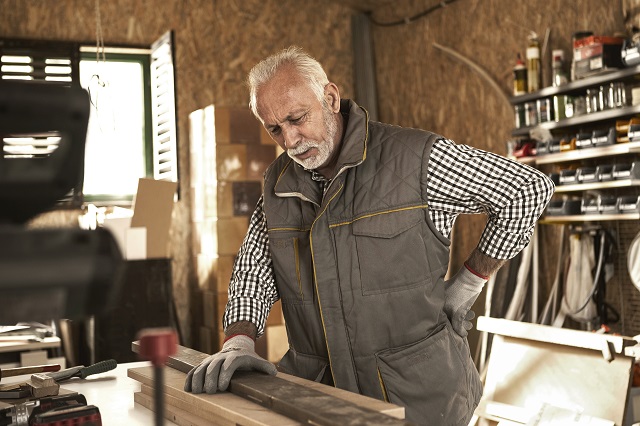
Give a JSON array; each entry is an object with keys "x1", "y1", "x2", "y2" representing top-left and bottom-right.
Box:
[{"x1": 274, "y1": 99, "x2": 369, "y2": 205}]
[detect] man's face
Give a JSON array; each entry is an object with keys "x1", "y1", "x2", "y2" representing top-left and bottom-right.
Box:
[{"x1": 256, "y1": 67, "x2": 339, "y2": 173}]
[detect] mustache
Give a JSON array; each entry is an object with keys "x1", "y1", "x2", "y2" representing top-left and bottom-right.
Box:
[{"x1": 287, "y1": 141, "x2": 319, "y2": 156}]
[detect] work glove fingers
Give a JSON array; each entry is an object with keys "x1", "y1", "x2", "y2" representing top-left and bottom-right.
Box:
[
  {"x1": 186, "y1": 357, "x2": 215, "y2": 393},
  {"x1": 203, "y1": 356, "x2": 225, "y2": 394},
  {"x1": 451, "y1": 309, "x2": 476, "y2": 338},
  {"x1": 183, "y1": 366, "x2": 196, "y2": 392},
  {"x1": 218, "y1": 355, "x2": 277, "y2": 391}
]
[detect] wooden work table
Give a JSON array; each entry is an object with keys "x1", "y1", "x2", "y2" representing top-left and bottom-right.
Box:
[{"x1": 0, "y1": 360, "x2": 406, "y2": 425}]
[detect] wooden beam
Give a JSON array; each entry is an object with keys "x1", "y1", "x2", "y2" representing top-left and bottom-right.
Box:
[
  {"x1": 476, "y1": 316, "x2": 636, "y2": 355},
  {"x1": 131, "y1": 341, "x2": 411, "y2": 426}
]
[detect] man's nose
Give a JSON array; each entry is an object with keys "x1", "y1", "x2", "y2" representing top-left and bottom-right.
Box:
[{"x1": 282, "y1": 125, "x2": 299, "y2": 150}]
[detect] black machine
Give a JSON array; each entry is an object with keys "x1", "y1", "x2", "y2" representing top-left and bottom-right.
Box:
[{"x1": 0, "y1": 80, "x2": 123, "y2": 324}]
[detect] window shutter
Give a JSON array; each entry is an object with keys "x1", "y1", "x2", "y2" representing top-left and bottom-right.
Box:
[{"x1": 150, "y1": 31, "x2": 179, "y2": 189}]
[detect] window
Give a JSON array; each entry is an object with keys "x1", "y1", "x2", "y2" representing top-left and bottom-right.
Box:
[
  {"x1": 0, "y1": 31, "x2": 178, "y2": 207},
  {"x1": 79, "y1": 49, "x2": 152, "y2": 203}
]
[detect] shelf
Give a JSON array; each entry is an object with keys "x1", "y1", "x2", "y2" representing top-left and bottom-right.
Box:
[
  {"x1": 510, "y1": 64, "x2": 640, "y2": 105},
  {"x1": 535, "y1": 141, "x2": 640, "y2": 164},
  {"x1": 541, "y1": 212, "x2": 640, "y2": 223},
  {"x1": 512, "y1": 104, "x2": 640, "y2": 136},
  {"x1": 507, "y1": 155, "x2": 536, "y2": 165},
  {"x1": 554, "y1": 179, "x2": 640, "y2": 193}
]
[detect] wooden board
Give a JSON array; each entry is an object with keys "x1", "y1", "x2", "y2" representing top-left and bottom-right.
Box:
[
  {"x1": 129, "y1": 365, "x2": 407, "y2": 426},
  {"x1": 130, "y1": 342, "x2": 408, "y2": 425},
  {"x1": 475, "y1": 317, "x2": 635, "y2": 426},
  {"x1": 129, "y1": 366, "x2": 299, "y2": 426},
  {"x1": 134, "y1": 391, "x2": 235, "y2": 426}
]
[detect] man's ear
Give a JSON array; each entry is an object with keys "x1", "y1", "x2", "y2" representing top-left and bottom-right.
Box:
[{"x1": 324, "y1": 82, "x2": 341, "y2": 113}]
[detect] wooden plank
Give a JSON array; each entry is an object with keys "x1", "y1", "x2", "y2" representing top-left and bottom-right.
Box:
[
  {"x1": 130, "y1": 342, "x2": 409, "y2": 425},
  {"x1": 139, "y1": 384, "x2": 249, "y2": 426},
  {"x1": 129, "y1": 367, "x2": 300, "y2": 426},
  {"x1": 134, "y1": 391, "x2": 234, "y2": 426},
  {"x1": 482, "y1": 334, "x2": 633, "y2": 426},
  {"x1": 477, "y1": 316, "x2": 636, "y2": 354}
]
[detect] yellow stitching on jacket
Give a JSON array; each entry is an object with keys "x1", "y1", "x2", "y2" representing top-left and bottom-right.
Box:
[
  {"x1": 377, "y1": 368, "x2": 390, "y2": 402},
  {"x1": 328, "y1": 205, "x2": 429, "y2": 228},
  {"x1": 293, "y1": 237, "x2": 303, "y2": 300},
  {"x1": 309, "y1": 182, "x2": 344, "y2": 387},
  {"x1": 269, "y1": 227, "x2": 310, "y2": 232}
]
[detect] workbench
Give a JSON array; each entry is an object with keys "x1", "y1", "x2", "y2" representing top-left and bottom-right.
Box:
[
  {"x1": 1, "y1": 360, "x2": 406, "y2": 425},
  {"x1": 0, "y1": 361, "x2": 174, "y2": 425}
]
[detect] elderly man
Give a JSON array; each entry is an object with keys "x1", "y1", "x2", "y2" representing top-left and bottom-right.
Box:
[{"x1": 185, "y1": 46, "x2": 554, "y2": 425}]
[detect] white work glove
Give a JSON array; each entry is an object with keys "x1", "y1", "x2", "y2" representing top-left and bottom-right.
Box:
[
  {"x1": 184, "y1": 334, "x2": 277, "y2": 394},
  {"x1": 443, "y1": 265, "x2": 487, "y2": 338}
]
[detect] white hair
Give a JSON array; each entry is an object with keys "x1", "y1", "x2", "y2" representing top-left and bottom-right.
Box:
[{"x1": 248, "y1": 46, "x2": 329, "y2": 118}]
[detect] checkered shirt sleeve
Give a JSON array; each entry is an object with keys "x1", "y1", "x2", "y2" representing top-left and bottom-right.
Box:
[
  {"x1": 223, "y1": 195, "x2": 279, "y2": 336},
  {"x1": 428, "y1": 138, "x2": 555, "y2": 259}
]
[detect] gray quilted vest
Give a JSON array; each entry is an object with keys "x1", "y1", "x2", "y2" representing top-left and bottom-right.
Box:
[{"x1": 262, "y1": 99, "x2": 482, "y2": 425}]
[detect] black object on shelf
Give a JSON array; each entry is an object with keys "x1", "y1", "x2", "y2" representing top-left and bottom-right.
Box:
[
  {"x1": 546, "y1": 199, "x2": 582, "y2": 215},
  {"x1": 613, "y1": 161, "x2": 640, "y2": 180},
  {"x1": 596, "y1": 164, "x2": 615, "y2": 181}
]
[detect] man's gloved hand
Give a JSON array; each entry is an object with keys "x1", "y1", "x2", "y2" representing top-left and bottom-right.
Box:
[
  {"x1": 443, "y1": 264, "x2": 487, "y2": 338},
  {"x1": 184, "y1": 334, "x2": 277, "y2": 394}
]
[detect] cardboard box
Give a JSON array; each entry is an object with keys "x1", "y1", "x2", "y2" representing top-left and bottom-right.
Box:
[
  {"x1": 573, "y1": 37, "x2": 624, "y2": 79},
  {"x1": 130, "y1": 178, "x2": 178, "y2": 259}
]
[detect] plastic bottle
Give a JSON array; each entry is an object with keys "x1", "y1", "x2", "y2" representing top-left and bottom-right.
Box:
[
  {"x1": 526, "y1": 34, "x2": 541, "y2": 92},
  {"x1": 513, "y1": 53, "x2": 527, "y2": 96}
]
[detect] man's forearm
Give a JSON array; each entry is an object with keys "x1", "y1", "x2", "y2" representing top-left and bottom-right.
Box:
[
  {"x1": 225, "y1": 320, "x2": 258, "y2": 340},
  {"x1": 465, "y1": 248, "x2": 507, "y2": 278}
]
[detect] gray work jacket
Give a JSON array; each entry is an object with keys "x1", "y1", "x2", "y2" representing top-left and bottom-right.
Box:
[{"x1": 262, "y1": 99, "x2": 482, "y2": 425}]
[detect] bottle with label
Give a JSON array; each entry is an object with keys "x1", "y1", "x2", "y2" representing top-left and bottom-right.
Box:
[
  {"x1": 552, "y1": 49, "x2": 568, "y2": 87},
  {"x1": 513, "y1": 53, "x2": 527, "y2": 96},
  {"x1": 526, "y1": 34, "x2": 541, "y2": 92}
]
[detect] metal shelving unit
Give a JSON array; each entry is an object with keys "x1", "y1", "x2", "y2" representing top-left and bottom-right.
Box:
[
  {"x1": 510, "y1": 64, "x2": 640, "y2": 105},
  {"x1": 511, "y1": 67, "x2": 640, "y2": 224},
  {"x1": 536, "y1": 141, "x2": 640, "y2": 164},
  {"x1": 541, "y1": 212, "x2": 639, "y2": 223},
  {"x1": 512, "y1": 105, "x2": 640, "y2": 136},
  {"x1": 554, "y1": 179, "x2": 640, "y2": 193}
]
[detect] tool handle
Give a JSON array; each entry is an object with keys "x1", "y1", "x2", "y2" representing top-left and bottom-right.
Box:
[
  {"x1": 79, "y1": 359, "x2": 117, "y2": 379},
  {"x1": 1, "y1": 364, "x2": 60, "y2": 380}
]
